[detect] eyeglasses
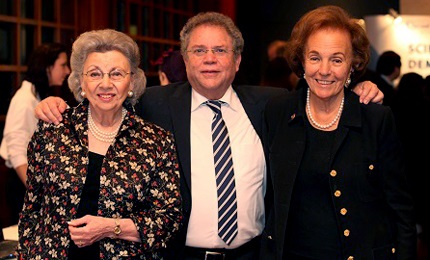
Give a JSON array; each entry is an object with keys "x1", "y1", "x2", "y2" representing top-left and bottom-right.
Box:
[
  {"x1": 83, "y1": 69, "x2": 133, "y2": 82},
  {"x1": 186, "y1": 48, "x2": 235, "y2": 57}
]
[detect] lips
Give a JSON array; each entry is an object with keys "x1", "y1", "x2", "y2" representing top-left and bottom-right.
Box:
[
  {"x1": 316, "y1": 79, "x2": 334, "y2": 85},
  {"x1": 202, "y1": 70, "x2": 219, "y2": 73},
  {"x1": 98, "y1": 94, "x2": 115, "y2": 100}
]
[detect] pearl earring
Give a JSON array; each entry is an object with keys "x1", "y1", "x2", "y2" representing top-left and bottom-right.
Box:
[
  {"x1": 80, "y1": 91, "x2": 86, "y2": 97},
  {"x1": 128, "y1": 90, "x2": 134, "y2": 97},
  {"x1": 303, "y1": 74, "x2": 306, "y2": 79}
]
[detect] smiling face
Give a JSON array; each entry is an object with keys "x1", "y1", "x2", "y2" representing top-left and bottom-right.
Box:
[
  {"x1": 183, "y1": 24, "x2": 241, "y2": 100},
  {"x1": 47, "y1": 52, "x2": 70, "y2": 86},
  {"x1": 81, "y1": 50, "x2": 132, "y2": 116},
  {"x1": 303, "y1": 28, "x2": 352, "y2": 100}
]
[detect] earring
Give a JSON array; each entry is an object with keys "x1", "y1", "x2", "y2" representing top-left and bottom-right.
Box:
[
  {"x1": 80, "y1": 91, "x2": 86, "y2": 98},
  {"x1": 303, "y1": 74, "x2": 306, "y2": 79},
  {"x1": 127, "y1": 90, "x2": 134, "y2": 97},
  {"x1": 345, "y1": 77, "x2": 351, "y2": 87}
]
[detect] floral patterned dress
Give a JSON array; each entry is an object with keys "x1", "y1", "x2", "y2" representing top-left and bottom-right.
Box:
[{"x1": 17, "y1": 100, "x2": 182, "y2": 259}]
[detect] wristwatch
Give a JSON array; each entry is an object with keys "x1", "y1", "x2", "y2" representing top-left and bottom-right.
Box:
[{"x1": 114, "y1": 218, "x2": 122, "y2": 236}]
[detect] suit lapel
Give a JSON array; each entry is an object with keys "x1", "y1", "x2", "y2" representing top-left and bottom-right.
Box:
[
  {"x1": 233, "y1": 85, "x2": 263, "y2": 138},
  {"x1": 329, "y1": 89, "x2": 361, "y2": 166},
  {"x1": 168, "y1": 83, "x2": 193, "y2": 191}
]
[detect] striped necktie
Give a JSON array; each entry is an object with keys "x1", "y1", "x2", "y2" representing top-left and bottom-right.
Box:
[{"x1": 205, "y1": 100, "x2": 238, "y2": 245}]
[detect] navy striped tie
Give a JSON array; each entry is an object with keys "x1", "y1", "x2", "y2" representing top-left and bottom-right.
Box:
[{"x1": 205, "y1": 100, "x2": 238, "y2": 245}]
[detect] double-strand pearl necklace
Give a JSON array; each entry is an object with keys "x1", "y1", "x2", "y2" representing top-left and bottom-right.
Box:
[
  {"x1": 306, "y1": 88, "x2": 344, "y2": 130},
  {"x1": 88, "y1": 106, "x2": 127, "y2": 143}
]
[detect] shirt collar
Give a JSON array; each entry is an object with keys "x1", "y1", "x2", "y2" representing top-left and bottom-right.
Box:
[
  {"x1": 380, "y1": 74, "x2": 394, "y2": 86},
  {"x1": 191, "y1": 85, "x2": 239, "y2": 112}
]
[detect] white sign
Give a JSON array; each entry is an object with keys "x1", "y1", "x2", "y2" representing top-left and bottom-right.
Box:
[{"x1": 365, "y1": 14, "x2": 430, "y2": 78}]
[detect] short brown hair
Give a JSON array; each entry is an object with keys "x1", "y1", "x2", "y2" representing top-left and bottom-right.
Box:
[
  {"x1": 286, "y1": 5, "x2": 370, "y2": 80},
  {"x1": 180, "y1": 12, "x2": 244, "y2": 60}
]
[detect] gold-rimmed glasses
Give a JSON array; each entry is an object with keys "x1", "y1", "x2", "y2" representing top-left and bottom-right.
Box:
[
  {"x1": 83, "y1": 69, "x2": 133, "y2": 82},
  {"x1": 186, "y1": 48, "x2": 235, "y2": 57}
]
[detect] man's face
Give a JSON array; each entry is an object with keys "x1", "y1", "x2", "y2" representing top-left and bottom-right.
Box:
[{"x1": 183, "y1": 24, "x2": 241, "y2": 100}]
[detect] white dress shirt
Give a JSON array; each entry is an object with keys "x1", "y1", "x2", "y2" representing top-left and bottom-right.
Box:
[
  {"x1": 1, "y1": 81, "x2": 40, "y2": 169},
  {"x1": 187, "y1": 86, "x2": 266, "y2": 249}
]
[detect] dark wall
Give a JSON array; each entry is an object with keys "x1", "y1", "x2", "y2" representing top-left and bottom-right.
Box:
[{"x1": 234, "y1": 0, "x2": 399, "y2": 85}]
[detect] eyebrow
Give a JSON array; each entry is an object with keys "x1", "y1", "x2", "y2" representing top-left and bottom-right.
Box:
[
  {"x1": 85, "y1": 67, "x2": 127, "y2": 72},
  {"x1": 189, "y1": 45, "x2": 227, "y2": 49}
]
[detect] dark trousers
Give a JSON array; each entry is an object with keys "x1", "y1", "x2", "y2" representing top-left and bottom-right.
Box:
[
  {"x1": 184, "y1": 250, "x2": 258, "y2": 260},
  {"x1": 184, "y1": 236, "x2": 260, "y2": 260}
]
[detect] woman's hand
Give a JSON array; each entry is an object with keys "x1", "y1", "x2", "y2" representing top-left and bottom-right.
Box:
[
  {"x1": 68, "y1": 215, "x2": 141, "y2": 247},
  {"x1": 68, "y1": 215, "x2": 108, "y2": 247}
]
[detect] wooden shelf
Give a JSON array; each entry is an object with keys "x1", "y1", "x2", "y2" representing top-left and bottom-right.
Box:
[{"x1": 0, "y1": 0, "x2": 222, "y2": 132}]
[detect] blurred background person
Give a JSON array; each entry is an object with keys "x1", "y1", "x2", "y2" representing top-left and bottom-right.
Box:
[
  {"x1": 266, "y1": 39, "x2": 288, "y2": 61},
  {"x1": 392, "y1": 72, "x2": 430, "y2": 260},
  {"x1": 375, "y1": 50, "x2": 402, "y2": 107},
  {"x1": 424, "y1": 74, "x2": 430, "y2": 101},
  {"x1": 151, "y1": 49, "x2": 187, "y2": 86},
  {"x1": 0, "y1": 42, "x2": 70, "y2": 224},
  {"x1": 262, "y1": 39, "x2": 299, "y2": 91},
  {"x1": 350, "y1": 50, "x2": 401, "y2": 107},
  {"x1": 17, "y1": 29, "x2": 182, "y2": 259},
  {"x1": 261, "y1": 56, "x2": 299, "y2": 91}
]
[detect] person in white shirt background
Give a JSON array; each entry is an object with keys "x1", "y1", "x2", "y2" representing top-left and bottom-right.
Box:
[{"x1": 0, "y1": 42, "x2": 70, "y2": 224}]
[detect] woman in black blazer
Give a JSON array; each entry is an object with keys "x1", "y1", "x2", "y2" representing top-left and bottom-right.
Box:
[{"x1": 261, "y1": 5, "x2": 416, "y2": 260}]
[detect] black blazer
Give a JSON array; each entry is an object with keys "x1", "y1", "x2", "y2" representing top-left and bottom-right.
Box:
[
  {"x1": 137, "y1": 81, "x2": 285, "y2": 258},
  {"x1": 261, "y1": 86, "x2": 417, "y2": 259}
]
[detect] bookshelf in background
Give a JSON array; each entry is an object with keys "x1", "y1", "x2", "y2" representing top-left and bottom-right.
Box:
[
  {"x1": 0, "y1": 0, "x2": 222, "y2": 131},
  {"x1": 0, "y1": 0, "x2": 77, "y2": 124},
  {"x1": 114, "y1": 0, "x2": 197, "y2": 80}
]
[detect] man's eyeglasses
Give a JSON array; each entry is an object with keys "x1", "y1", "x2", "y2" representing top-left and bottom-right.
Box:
[
  {"x1": 83, "y1": 69, "x2": 133, "y2": 82},
  {"x1": 186, "y1": 48, "x2": 235, "y2": 57}
]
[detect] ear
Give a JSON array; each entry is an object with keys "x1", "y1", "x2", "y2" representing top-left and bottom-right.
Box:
[
  {"x1": 235, "y1": 54, "x2": 241, "y2": 72},
  {"x1": 159, "y1": 71, "x2": 169, "y2": 86}
]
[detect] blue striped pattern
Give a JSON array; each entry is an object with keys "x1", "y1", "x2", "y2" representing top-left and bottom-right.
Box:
[{"x1": 206, "y1": 100, "x2": 238, "y2": 245}]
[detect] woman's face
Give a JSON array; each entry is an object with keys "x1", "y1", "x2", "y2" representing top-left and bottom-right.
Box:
[
  {"x1": 81, "y1": 50, "x2": 132, "y2": 114},
  {"x1": 303, "y1": 28, "x2": 352, "y2": 100},
  {"x1": 47, "y1": 52, "x2": 70, "y2": 86}
]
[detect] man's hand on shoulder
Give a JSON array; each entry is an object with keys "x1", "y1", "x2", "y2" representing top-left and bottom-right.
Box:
[
  {"x1": 35, "y1": 96, "x2": 68, "y2": 125},
  {"x1": 353, "y1": 80, "x2": 384, "y2": 104}
]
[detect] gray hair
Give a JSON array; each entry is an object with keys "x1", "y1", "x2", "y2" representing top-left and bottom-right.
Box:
[
  {"x1": 179, "y1": 12, "x2": 244, "y2": 60},
  {"x1": 68, "y1": 29, "x2": 146, "y2": 106}
]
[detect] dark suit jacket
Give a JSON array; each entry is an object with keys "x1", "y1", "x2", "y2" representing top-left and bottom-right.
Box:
[
  {"x1": 137, "y1": 81, "x2": 285, "y2": 258},
  {"x1": 374, "y1": 75, "x2": 396, "y2": 108},
  {"x1": 261, "y1": 86, "x2": 417, "y2": 260}
]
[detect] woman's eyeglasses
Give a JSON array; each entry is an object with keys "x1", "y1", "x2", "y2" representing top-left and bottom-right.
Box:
[{"x1": 83, "y1": 69, "x2": 133, "y2": 82}]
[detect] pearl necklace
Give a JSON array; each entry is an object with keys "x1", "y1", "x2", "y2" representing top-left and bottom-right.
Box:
[
  {"x1": 306, "y1": 88, "x2": 344, "y2": 130},
  {"x1": 88, "y1": 107, "x2": 127, "y2": 143}
]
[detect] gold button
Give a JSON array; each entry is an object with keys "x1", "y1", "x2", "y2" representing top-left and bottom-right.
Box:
[
  {"x1": 334, "y1": 190, "x2": 341, "y2": 197},
  {"x1": 347, "y1": 256, "x2": 354, "y2": 260},
  {"x1": 344, "y1": 229, "x2": 350, "y2": 236},
  {"x1": 330, "y1": 170, "x2": 337, "y2": 177},
  {"x1": 340, "y1": 208, "x2": 347, "y2": 215},
  {"x1": 290, "y1": 114, "x2": 296, "y2": 119},
  {"x1": 392, "y1": 247, "x2": 396, "y2": 253},
  {"x1": 369, "y1": 164, "x2": 374, "y2": 170}
]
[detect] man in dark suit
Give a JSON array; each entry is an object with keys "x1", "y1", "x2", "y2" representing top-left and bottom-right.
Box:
[
  {"x1": 34, "y1": 12, "x2": 383, "y2": 260},
  {"x1": 375, "y1": 50, "x2": 401, "y2": 107}
]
